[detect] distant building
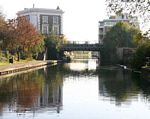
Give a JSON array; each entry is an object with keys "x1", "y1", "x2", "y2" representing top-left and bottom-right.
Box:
[
  {"x1": 17, "y1": 6, "x2": 64, "y2": 35},
  {"x1": 98, "y1": 14, "x2": 139, "y2": 44}
]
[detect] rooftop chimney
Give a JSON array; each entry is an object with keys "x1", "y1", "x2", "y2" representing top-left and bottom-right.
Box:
[
  {"x1": 33, "y1": 4, "x2": 35, "y2": 8},
  {"x1": 56, "y1": 6, "x2": 60, "y2": 10}
]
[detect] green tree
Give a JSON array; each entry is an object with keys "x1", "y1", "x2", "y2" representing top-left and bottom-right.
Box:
[
  {"x1": 101, "y1": 22, "x2": 140, "y2": 65},
  {"x1": 131, "y1": 37, "x2": 150, "y2": 70},
  {"x1": 106, "y1": 0, "x2": 150, "y2": 69},
  {"x1": 45, "y1": 33, "x2": 67, "y2": 60},
  {"x1": 133, "y1": 32, "x2": 150, "y2": 46},
  {"x1": 29, "y1": 40, "x2": 44, "y2": 59}
]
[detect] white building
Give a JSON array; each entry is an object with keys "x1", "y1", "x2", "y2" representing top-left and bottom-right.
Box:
[
  {"x1": 98, "y1": 14, "x2": 139, "y2": 44},
  {"x1": 17, "y1": 6, "x2": 64, "y2": 35}
]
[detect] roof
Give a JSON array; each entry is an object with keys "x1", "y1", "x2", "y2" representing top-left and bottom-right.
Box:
[
  {"x1": 99, "y1": 19, "x2": 129, "y2": 23},
  {"x1": 17, "y1": 8, "x2": 64, "y2": 15}
]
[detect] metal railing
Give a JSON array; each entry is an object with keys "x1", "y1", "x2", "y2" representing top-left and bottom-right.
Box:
[{"x1": 61, "y1": 42, "x2": 102, "y2": 51}]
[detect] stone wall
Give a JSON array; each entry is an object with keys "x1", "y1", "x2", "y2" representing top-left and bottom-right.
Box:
[{"x1": 117, "y1": 47, "x2": 136, "y2": 64}]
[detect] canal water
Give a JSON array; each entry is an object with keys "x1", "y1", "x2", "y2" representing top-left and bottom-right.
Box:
[{"x1": 0, "y1": 59, "x2": 150, "y2": 119}]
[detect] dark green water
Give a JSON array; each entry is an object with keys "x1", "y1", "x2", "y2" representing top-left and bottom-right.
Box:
[{"x1": 0, "y1": 59, "x2": 150, "y2": 119}]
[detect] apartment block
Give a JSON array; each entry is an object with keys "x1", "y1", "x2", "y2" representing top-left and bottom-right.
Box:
[
  {"x1": 17, "y1": 6, "x2": 64, "y2": 35},
  {"x1": 98, "y1": 14, "x2": 139, "y2": 44}
]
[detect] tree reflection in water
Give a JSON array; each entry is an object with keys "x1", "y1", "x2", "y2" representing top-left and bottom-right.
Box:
[
  {"x1": 0, "y1": 60, "x2": 150, "y2": 118},
  {"x1": 98, "y1": 67, "x2": 150, "y2": 106},
  {"x1": 0, "y1": 66, "x2": 63, "y2": 114}
]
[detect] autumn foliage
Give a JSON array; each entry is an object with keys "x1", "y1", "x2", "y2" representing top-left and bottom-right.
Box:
[
  {"x1": 0, "y1": 16, "x2": 44, "y2": 60},
  {"x1": 16, "y1": 16, "x2": 43, "y2": 51}
]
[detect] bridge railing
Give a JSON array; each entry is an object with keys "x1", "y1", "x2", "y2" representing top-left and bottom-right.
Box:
[
  {"x1": 67, "y1": 41, "x2": 99, "y2": 44},
  {"x1": 61, "y1": 42, "x2": 102, "y2": 51}
]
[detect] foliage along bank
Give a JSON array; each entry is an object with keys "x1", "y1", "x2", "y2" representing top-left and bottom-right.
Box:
[
  {"x1": 130, "y1": 33, "x2": 150, "y2": 70},
  {"x1": 0, "y1": 13, "x2": 68, "y2": 63},
  {"x1": 105, "y1": 0, "x2": 150, "y2": 70},
  {"x1": 100, "y1": 21, "x2": 150, "y2": 70},
  {"x1": 100, "y1": 22, "x2": 140, "y2": 66},
  {"x1": 0, "y1": 15, "x2": 44, "y2": 62},
  {"x1": 44, "y1": 33, "x2": 68, "y2": 60}
]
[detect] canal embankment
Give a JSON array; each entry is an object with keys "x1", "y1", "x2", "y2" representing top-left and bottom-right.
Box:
[
  {"x1": 117, "y1": 64, "x2": 141, "y2": 73},
  {"x1": 0, "y1": 60, "x2": 58, "y2": 76},
  {"x1": 118, "y1": 64, "x2": 150, "y2": 83}
]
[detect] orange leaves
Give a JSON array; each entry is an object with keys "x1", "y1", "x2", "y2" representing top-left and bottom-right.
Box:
[
  {"x1": 16, "y1": 16, "x2": 43, "y2": 50},
  {"x1": 0, "y1": 16, "x2": 44, "y2": 55}
]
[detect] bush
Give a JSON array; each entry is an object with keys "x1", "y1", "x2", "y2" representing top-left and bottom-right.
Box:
[
  {"x1": 131, "y1": 43, "x2": 150, "y2": 70},
  {"x1": 101, "y1": 22, "x2": 139, "y2": 65}
]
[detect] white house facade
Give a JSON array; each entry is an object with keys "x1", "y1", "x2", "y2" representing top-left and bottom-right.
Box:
[{"x1": 17, "y1": 7, "x2": 64, "y2": 35}]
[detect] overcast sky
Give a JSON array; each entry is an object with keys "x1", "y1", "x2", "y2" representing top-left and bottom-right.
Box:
[{"x1": 0, "y1": 0, "x2": 107, "y2": 42}]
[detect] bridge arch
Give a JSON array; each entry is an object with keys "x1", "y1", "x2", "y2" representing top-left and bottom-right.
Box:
[{"x1": 60, "y1": 41, "x2": 102, "y2": 63}]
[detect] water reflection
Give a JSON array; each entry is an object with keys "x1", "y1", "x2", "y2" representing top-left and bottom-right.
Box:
[
  {"x1": 98, "y1": 69, "x2": 140, "y2": 106},
  {"x1": 98, "y1": 67, "x2": 150, "y2": 107},
  {"x1": 132, "y1": 74, "x2": 150, "y2": 103},
  {"x1": 65, "y1": 59, "x2": 98, "y2": 71},
  {"x1": 0, "y1": 59, "x2": 150, "y2": 119},
  {"x1": 0, "y1": 67, "x2": 63, "y2": 115},
  {"x1": 62, "y1": 59, "x2": 98, "y2": 77}
]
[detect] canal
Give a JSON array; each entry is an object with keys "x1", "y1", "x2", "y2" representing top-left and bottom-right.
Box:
[{"x1": 0, "y1": 59, "x2": 150, "y2": 119}]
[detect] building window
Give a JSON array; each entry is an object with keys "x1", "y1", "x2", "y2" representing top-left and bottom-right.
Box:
[
  {"x1": 99, "y1": 22, "x2": 104, "y2": 26},
  {"x1": 99, "y1": 35, "x2": 103, "y2": 39},
  {"x1": 42, "y1": 16, "x2": 48, "y2": 23},
  {"x1": 25, "y1": 15, "x2": 30, "y2": 21},
  {"x1": 53, "y1": 26, "x2": 59, "y2": 35},
  {"x1": 99, "y1": 28, "x2": 103, "y2": 34},
  {"x1": 104, "y1": 27, "x2": 111, "y2": 33},
  {"x1": 53, "y1": 16, "x2": 59, "y2": 24},
  {"x1": 42, "y1": 24, "x2": 49, "y2": 34}
]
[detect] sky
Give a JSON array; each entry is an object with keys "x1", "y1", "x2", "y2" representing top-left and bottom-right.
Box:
[{"x1": 0, "y1": 0, "x2": 107, "y2": 42}]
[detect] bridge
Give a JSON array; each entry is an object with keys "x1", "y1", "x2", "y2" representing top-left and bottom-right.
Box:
[{"x1": 61, "y1": 41, "x2": 102, "y2": 51}]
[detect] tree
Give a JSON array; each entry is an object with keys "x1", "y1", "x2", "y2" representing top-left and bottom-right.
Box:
[
  {"x1": 104, "y1": 22, "x2": 139, "y2": 48},
  {"x1": 16, "y1": 16, "x2": 44, "y2": 59},
  {"x1": 29, "y1": 40, "x2": 44, "y2": 59},
  {"x1": 0, "y1": 11, "x2": 15, "y2": 61},
  {"x1": 130, "y1": 33, "x2": 150, "y2": 69},
  {"x1": 133, "y1": 32, "x2": 150, "y2": 46},
  {"x1": 106, "y1": 0, "x2": 150, "y2": 34},
  {"x1": 5, "y1": 19, "x2": 18, "y2": 51},
  {"x1": 0, "y1": 15, "x2": 44, "y2": 61},
  {"x1": 0, "y1": 18, "x2": 18, "y2": 52},
  {"x1": 101, "y1": 22, "x2": 140, "y2": 65},
  {"x1": 16, "y1": 16, "x2": 43, "y2": 50},
  {"x1": 106, "y1": 0, "x2": 150, "y2": 68},
  {"x1": 106, "y1": 0, "x2": 150, "y2": 19},
  {"x1": 131, "y1": 42, "x2": 150, "y2": 69},
  {"x1": 45, "y1": 33, "x2": 68, "y2": 60},
  {"x1": 0, "y1": 15, "x2": 7, "y2": 49}
]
